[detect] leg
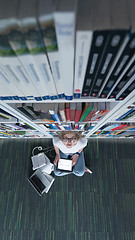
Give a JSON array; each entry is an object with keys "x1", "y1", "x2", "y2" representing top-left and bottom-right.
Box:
[{"x1": 72, "y1": 151, "x2": 85, "y2": 177}]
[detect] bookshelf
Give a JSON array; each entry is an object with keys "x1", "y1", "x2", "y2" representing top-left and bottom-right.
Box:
[
  {"x1": 0, "y1": 0, "x2": 135, "y2": 138},
  {"x1": 0, "y1": 89, "x2": 135, "y2": 138}
]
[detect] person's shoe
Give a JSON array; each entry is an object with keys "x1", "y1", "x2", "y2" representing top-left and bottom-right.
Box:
[{"x1": 85, "y1": 167, "x2": 92, "y2": 174}]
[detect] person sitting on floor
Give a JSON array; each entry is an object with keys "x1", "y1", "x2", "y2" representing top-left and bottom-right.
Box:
[{"x1": 53, "y1": 131, "x2": 92, "y2": 177}]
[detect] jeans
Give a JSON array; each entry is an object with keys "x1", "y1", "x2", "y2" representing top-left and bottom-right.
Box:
[{"x1": 54, "y1": 150, "x2": 85, "y2": 177}]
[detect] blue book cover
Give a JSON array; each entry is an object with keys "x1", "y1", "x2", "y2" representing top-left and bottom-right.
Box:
[{"x1": 116, "y1": 107, "x2": 135, "y2": 120}]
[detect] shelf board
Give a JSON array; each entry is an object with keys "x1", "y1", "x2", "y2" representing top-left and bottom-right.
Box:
[{"x1": 3, "y1": 98, "x2": 118, "y2": 103}]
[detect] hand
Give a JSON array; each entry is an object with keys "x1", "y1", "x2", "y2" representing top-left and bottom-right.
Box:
[
  {"x1": 54, "y1": 154, "x2": 60, "y2": 166},
  {"x1": 71, "y1": 154, "x2": 79, "y2": 166}
]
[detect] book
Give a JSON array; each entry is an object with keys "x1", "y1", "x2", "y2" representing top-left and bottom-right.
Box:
[
  {"x1": 58, "y1": 103, "x2": 66, "y2": 122},
  {"x1": 96, "y1": 0, "x2": 130, "y2": 98},
  {"x1": 65, "y1": 103, "x2": 70, "y2": 121},
  {"x1": 116, "y1": 77, "x2": 135, "y2": 100},
  {"x1": 39, "y1": 103, "x2": 55, "y2": 122},
  {"x1": 16, "y1": 0, "x2": 56, "y2": 100},
  {"x1": 83, "y1": 102, "x2": 98, "y2": 122},
  {"x1": 38, "y1": 0, "x2": 65, "y2": 99},
  {"x1": 8, "y1": 28, "x2": 43, "y2": 100},
  {"x1": 23, "y1": 103, "x2": 41, "y2": 120},
  {"x1": 123, "y1": 109, "x2": 135, "y2": 120},
  {"x1": 90, "y1": 0, "x2": 129, "y2": 97},
  {"x1": 116, "y1": 107, "x2": 135, "y2": 120},
  {"x1": 111, "y1": 124, "x2": 129, "y2": 131},
  {"x1": 74, "y1": 0, "x2": 93, "y2": 98},
  {"x1": 79, "y1": 102, "x2": 93, "y2": 122},
  {"x1": 75, "y1": 102, "x2": 82, "y2": 123},
  {"x1": 91, "y1": 30, "x2": 129, "y2": 97},
  {"x1": 70, "y1": 102, "x2": 76, "y2": 121},
  {"x1": 33, "y1": 103, "x2": 54, "y2": 122},
  {"x1": 108, "y1": 57, "x2": 135, "y2": 99},
  {"x1": 81, "y1": 0, "x2": 111, "y2": 97},
  {"x1": 0, "y1": 63, "x2": 25, "y2": 100},
  {"x1": 0, "y1": 109, "x2": 16, "y2": 120},
  {"x1": 49, "y1": 103, "x2": 61, "y2": 124},
  {"x1": 16, "y1": 103, "x2": 37, "y2": 120},
  {"x1": 18, "y1": 0, "x2": 54, "y2": 100},
  {"x1": 17, "y1": 0, "x2": 58, "y2": 100},
  {"x1": 54, "y1": 0, "x2": 77, "y2": 100}
]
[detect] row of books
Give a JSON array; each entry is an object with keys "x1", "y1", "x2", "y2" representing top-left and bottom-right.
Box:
[
  {"x1": 99, "y1": 123, "x2": 135, "y2": 132},
  {"x1": 0, "y1": 122, "x2": 37, "y2": 131},
  {"x1": 115, "y1": 104, "x2": 135, "y2": 121},
  {"x1": 0, "y1": 131, "x2": 44, "y2": 138},
  {"x1": 92, "y1": 123, "x2": 135, "y2": 138},
  {"x1": 0, "y1": 0, "x2": 134, "y2": 101},
  {"x1": 15, "y1": 102, "x2": 111, "y2": 123},
  {"x1": 0, "y1": 121, "x2": 45, "y2": 138},
  {"x1": 38, "y1": 122, "x2": 96, "y2": 132},
  {"x1": 92, "y1": 131, "x2": 135, "y2": 138},
  {"x1": 0, "y1": 108, "x2": 17, "y2": 121}
]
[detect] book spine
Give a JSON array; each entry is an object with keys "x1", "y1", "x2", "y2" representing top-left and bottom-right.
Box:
[
  {"x1": 74, "y1": 31, "x2": 93, "y2": 98},
  {"x1": 54, "y1": 11, "x2": 75, "y2": 100},
  {"x1": 99, "y1": 33, "x2": 135, "y2": 98},
  {"x1": 81, "y1": 31, "x2": 109, "y2": 97},
  {"x1": 39, "y1": 15, "x2": 65, "y2": 98},
  {"x1": 108, "y1": 59, "x2": 135, "y2": 99},
  {"x1": 90, "y1": 30, "x2": 128, "y2": 97},
  {"x1": 116, "y1": 78, "x2": 135, "y2": 100},
  {"x1": 116, "y1": 107, "x2": 135, "y2": 120}
]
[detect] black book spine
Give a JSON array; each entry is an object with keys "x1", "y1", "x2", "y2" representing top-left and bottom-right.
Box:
[
  {"x1": 99, "y1": 33, "x2": 135, "y2": 98},
  {"x1": 108, "y1": 61, "x2": 135, "y2": 99},
  {"x1": 17, "y1": 107, "x2": 36, "y2": 120},
  {"x1": 117, "y1": 80, "x2": 135, "y2": 100},
  {"x1": 39, "y1": 111, "x2": 54, "y2": 121},
  {"x1": 81, "y1": 31, "x2": 109, "y2": 97},
  {"x1": 90, "y1": 30, "x2": 128, "y2": 97}
]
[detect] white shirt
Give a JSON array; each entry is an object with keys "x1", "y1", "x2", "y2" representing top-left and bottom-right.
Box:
[{"x1": 53, "y1": 137, "x2": 88, "y2": 154}]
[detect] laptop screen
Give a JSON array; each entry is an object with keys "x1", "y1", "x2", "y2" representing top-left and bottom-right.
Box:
[{"x1": 29, "y1": 174, "x2": 45, "y2": 194}]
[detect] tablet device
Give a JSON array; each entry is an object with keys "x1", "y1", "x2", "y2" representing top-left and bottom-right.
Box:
[{"x1": 57, "y1": 158, "x2": 73, "y2": 172}]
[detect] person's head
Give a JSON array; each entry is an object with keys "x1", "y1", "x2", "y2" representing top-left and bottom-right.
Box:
[{"x1": 58, "y1": 131, "x2": 82, "y2": 148}]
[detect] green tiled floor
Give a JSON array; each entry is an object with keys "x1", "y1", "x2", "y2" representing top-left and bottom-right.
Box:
[{"x1": 0, "y1": 138, "x2": 135, "y2": 240}]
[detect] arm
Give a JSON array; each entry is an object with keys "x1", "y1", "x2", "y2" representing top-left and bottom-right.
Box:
[
  {"x1": 71, "y1": 147, "x2": 84, "y2": 166},
  {"x1": 53, "y1": 144, "x2": 60, "y2": 166}
]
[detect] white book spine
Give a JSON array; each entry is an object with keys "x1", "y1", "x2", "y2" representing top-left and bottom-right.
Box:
[
  {"x1": 54, "y1": 12, "x2": 75, "y2": 100},
  {"x1": 28, "y1": 54, "x2": 58, "y2": 99},
  {"x1": 9, "y1": 40, "x2": 42, "y2": 98},
  {"x1": 39, "y1": 14, "x2": 65, "y2": 98},
  {"x1": 0, "y1": 65, "x2": 24, "y2": 98},
  {"x1": 0, "y1": 56, "x2": 36, "y2": 99},
  {"x1": 74, "y1": 31, "x2": 93, "y2": 97},
  {"x1": 47, "y1": 51, "x2": 65, "y2": 97},
  {"x1": 15, "y1": 54, "x2": 49, "y2": 98}
]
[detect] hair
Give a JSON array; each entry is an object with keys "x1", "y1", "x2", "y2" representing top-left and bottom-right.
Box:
[{"x1": 58, "y1": 131, "x2": 82, "y2": 141}]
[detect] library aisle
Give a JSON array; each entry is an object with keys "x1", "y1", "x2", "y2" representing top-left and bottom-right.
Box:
[{"x1": 0, "y1": 138, "x2": 135, "y2": 240}]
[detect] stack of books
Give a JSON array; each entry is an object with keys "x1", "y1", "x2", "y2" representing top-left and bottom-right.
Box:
[{"x1": 0, "y1": 0, "x2": 134, "y2": 101}]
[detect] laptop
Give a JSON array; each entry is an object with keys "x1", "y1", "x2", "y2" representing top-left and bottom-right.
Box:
[{"x1": 28, "y1": 169, "x2": 55, "y2": 196}]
